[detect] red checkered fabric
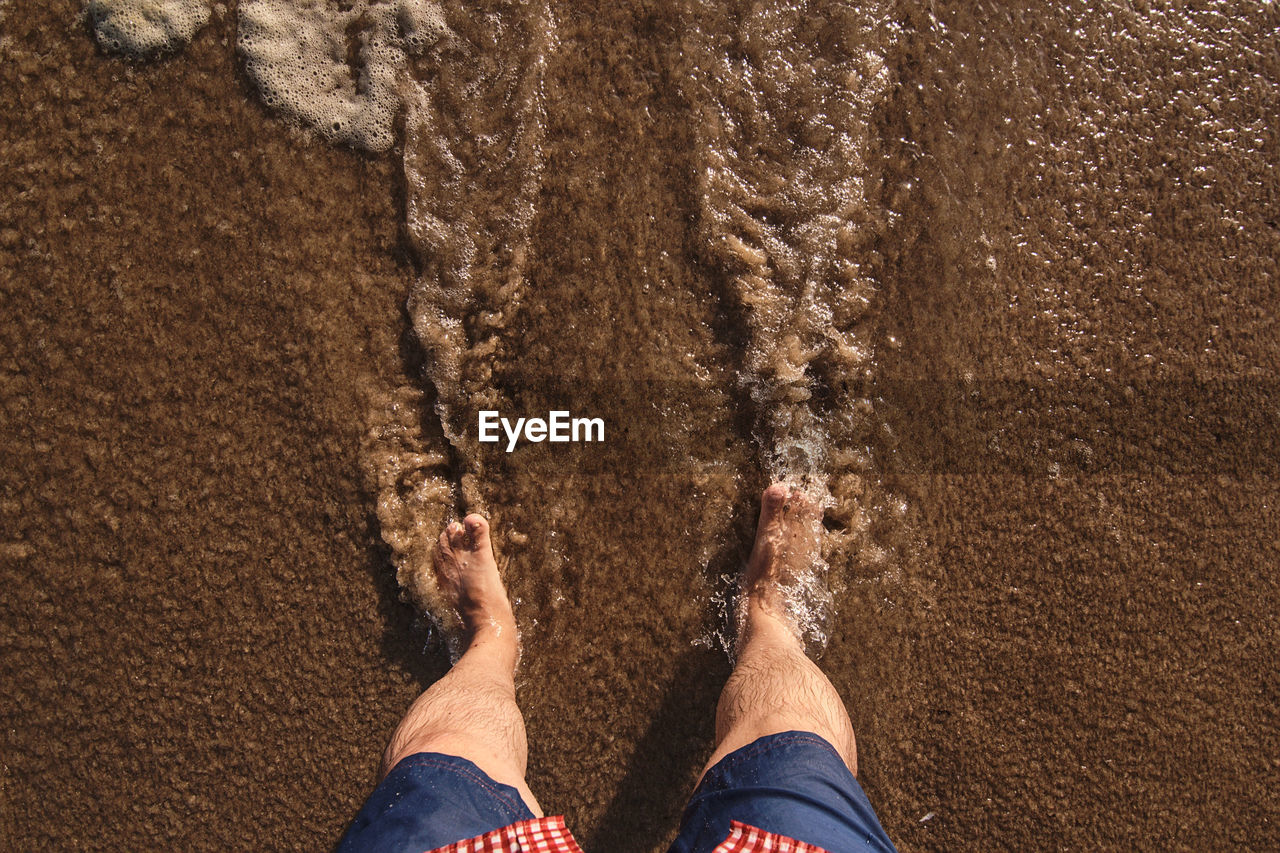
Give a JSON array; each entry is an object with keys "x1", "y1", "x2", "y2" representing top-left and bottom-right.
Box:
[
  {"x1": 712, "y1": 820, "x2": 831, "y2": 853},
  {"x1": 425, "y1": 817, "x2": 827, "y2": 853},
  {"x1": 426, "y1": 815, "x2": 584, "y2": 853}
]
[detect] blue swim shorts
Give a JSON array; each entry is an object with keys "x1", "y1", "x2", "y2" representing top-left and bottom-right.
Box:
[
  {"x1": 669, "y1": 730, "x2": 897, "y2": 853},
  {"x1": 335, "y1": 752, "x2": 538, "y2": 852},
  {"x1": 336, "y1": 731, "x2": 896, "y2": 853}
]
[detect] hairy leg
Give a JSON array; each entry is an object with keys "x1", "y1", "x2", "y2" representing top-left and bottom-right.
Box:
[
  {"x1": 702, "y1": 484, "x2": 858, "y2": 777},
  {"x1": 380, "y1": 514, "x2": 542, "y2": 816}
]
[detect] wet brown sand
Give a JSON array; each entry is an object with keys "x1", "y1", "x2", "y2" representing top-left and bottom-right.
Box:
[
  {"x1": 1, "y1": 3, "x2": 432, "y2": 847},
  {"x1": 873, "y1": 2, "x2": 1280, "y2": 847},
  {"x1": 3, "y1": 1, "x2": 1279, "y2": 851}
]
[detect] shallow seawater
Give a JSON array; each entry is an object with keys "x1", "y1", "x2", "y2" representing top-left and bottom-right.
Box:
[
  {"x1": 372, "y1": 0, "x2": 908, "y2": 662},
  {"x1": 2, "y1": 0, "x2": 1278, "y2": 851}
]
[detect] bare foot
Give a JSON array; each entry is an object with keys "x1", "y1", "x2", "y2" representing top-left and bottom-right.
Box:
[
  {"x1": 434, "y1": 514, "x2": 517, "y2": 646},
  {"x1": 741, "y1": 482, "x2": 822, "y2": 642}
]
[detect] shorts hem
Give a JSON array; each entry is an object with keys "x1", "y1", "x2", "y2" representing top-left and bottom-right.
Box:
[{"x1": 387, "y1": 752, "x2": 533, "y2": 822}]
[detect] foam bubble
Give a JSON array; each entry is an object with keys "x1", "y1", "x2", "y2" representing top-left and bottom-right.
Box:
[
  {"x1": 364, "y1": 0, "x2": 554, "y2": 632},
  {"x1": 683, "y1": 0, "x2": 907, "y2": 648},
  {"x1": 237, "y1": 0, "x2": 449, "y2": 152},
  {"x1": 85, "y1": 0, "x2": 210, "y2": 57}
]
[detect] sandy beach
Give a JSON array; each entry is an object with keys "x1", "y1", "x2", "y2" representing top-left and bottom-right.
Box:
[{"x1": 2, "y1": 1, "x2": 1277, "y2": 850}]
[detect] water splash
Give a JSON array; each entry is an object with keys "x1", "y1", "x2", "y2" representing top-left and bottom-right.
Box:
[
  {"x1": 682, "y1": 0, "x2": 902, "y2": 653},
  {"x1": 366, "y1": 0, "x2": 554, "y2": 629}
]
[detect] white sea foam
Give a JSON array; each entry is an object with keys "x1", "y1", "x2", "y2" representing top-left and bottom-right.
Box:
[
  {"x1": 237, "y1": 0, "x2": 448, "y2": 152},
  {"x1": 367, "y1": 0, "x2": 554, "y2": 624},
  {"x1": 85, "y1": 0, "x2": 210, "y2": 56},
  {"x1": 684, "y1": 0, "x2": 900, "y2": 652}
]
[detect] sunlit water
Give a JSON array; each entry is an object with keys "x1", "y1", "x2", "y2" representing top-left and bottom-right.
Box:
[
  {"x1": 365, "y1": 0, "x2": 915, "y2": 660},
  {"x1": 23, "y1": 0, "x2": 1277, "y2": 848}
]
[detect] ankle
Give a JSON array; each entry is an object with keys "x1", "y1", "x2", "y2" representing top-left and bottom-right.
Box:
[
  {"x1": 463, "y1": 616, "x2": 520, "y2": 665},
  {"x1": 740, "y1": 596, "x2": 804, "y2": 652}
]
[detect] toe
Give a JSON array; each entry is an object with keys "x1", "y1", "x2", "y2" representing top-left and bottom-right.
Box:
[
  {"x1": 462, "y1": 514, "x2": 491, "y2": 552},
  {"x1": 760, "y1": 482, "x2": 790, "y2": 522},
  {"x1": 446, "y1": 519, "x2": 470, "y2": 550}
]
